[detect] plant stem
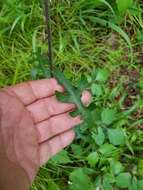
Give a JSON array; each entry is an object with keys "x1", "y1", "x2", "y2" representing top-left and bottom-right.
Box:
[{"x1": 42, "y1": 0, "x2": 53, "y2": 76}]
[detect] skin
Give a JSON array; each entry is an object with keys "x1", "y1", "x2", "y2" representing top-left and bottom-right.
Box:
[{"x1": 0, "y1": 78, "x2": 91, "y2": 184}]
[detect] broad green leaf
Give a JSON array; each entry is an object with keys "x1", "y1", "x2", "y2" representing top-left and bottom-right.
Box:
[
  {"x1": 87, "y1": 152, "x2": 99, "y2": 167},
  {"x1": 48, "y1": 181, "x2": 60, "y2": 190},
  {"x1": 71, "y1": 144, "x2": 83, "y2": 156},
  {"x1": 103, "y1": 173, "x2": 115, "y2": 184},
  {"x1": 91, "y1": 84, "x2": 103, "y2": 96},
  {"x1": 102, "y1": 178, "x2": 113, "y2": 190},
  {"x1": 128, "y1": 177, "x2": 139, "y2": 190},
  {"x1": 96, "y1": 68, "x2": 109, "y2": 82},
  {"x1": 138, "y1": 180, "x2": 143, "y2": 190},
  {"x1": 101, "y1": 108, "x2": 116, "y2": 125},
  {"x1": 116, "y1": 172, "x2": 132, "y2": 188},
  {"x1": 99, "y1": 143, "x2": 118, "y2": 157},
  {"x1": 108, "y1": 128, "x2": 126, "y2": 145},
  {"x1": 116, "y1": 0, "x2": 133, "y2": 14},
  {"x1": 110, "y1": 160, "x2": 124, "y2": 175},
  {"x1": 69, "y1": 168, "x2": 93, "y2": 190},
  {"x1": 51, "y1": 150, "x2": 71, "y2": 164},
  {"x1": 92, "y1": 127, "x2": 105, "y2": 146}
]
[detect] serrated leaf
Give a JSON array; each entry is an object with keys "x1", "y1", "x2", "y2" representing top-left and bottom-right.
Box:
[
  {"x1": 51, "y1": 150, "x2": 71, "y2": 164},
  {"x1": 101, "y1": 108, "x2": 116, "y2": 125},
  {"x1": 116, "y1": 172, "x2": 132, "y2": 188},
  {"x1": 54, "y1": 69, "x2": 86, "y2": 115},
  {"x1": 87, "y1": 152, "x2": 99, "y2": 167},
  {"x1": 108, "y1": 128, "x2": 126, "y2": 146},
  {"x1": 92, "y1": 127, "x2": 105, "y2": 146},
  {"x1": 78, "y1": 75, "x2": 89, "y2": 92},
  {"x1": 69, "y1": 168, "x2": 93, "y2": 190},
  {"x1": 55, "y1": 91, "x2": 73, "y2": 103}
]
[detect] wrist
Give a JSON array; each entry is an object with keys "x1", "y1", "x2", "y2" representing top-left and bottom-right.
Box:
[{"x1": 0, "y1": 90, "x2": 31, "y2": 190}]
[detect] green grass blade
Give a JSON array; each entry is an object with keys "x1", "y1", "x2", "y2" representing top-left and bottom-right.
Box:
[
  {"x1": 88, "y1": 16, "x2": 133, "y2": 62},
  {"x1": 9, "y1": 15, "x2": 23, "y2": 36},
  {"x1": 99, "y1": 0, "x2": 115, "y2": 15}
]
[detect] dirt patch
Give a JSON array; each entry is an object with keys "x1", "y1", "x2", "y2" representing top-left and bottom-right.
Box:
[{"x1": 109, "y1": 66, "x2": 140, "y2": 108}]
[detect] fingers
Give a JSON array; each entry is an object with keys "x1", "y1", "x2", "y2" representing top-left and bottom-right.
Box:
[
  {"x1": 37, "y1": 113, "x2": 82, "y2": 143},
  {"x1": 81, "y1": 90, "x2": 92, "y2": 106},
  {"x1": 26, "y1": 90, "x2": 91, "y2": 123},
  {"x1": 39, "y1": 130, "x2": 75, "y2": 165},
  {"x1": 27, "y1": 96, "x2": 75, "y2": 123},
  {"x1": 6, "y1": 78, "x2": 64, "y2": 105}
]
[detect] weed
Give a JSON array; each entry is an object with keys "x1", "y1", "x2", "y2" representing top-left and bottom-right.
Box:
[{"x1": 0, "y1": 0, "x2": 143, "y2": 190}]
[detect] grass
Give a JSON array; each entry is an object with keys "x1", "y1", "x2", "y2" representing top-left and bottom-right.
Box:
[{"x1": 1, "y1": 0, "x2": 143, "y2": 189}]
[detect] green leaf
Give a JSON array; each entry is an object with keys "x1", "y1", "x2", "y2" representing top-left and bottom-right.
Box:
[
  {"x1": 99, "y1": 143, "x2": 118, "y2": 157},
  {"x1": 78, "y1": 75, "x2": 89, "y2": 92},
  {"x1": 71, "y1": 144, "x2": 83, "y2": 156},
  {"x1": 138, "y1": 159, "x2": 143, "y2": 177},
  {"x1": 31, "y1": 68, "x2": 38, "y2": 80},
  {"x1": 138, "y1": 180, "x2": 143, "y2": 190},
  {"x1": 103, "y1": 173, "x2": 115, "y2": 184},
  {"x1": 116, "y1": 0, "x2": 133, "y2": 14},
  {"x1": 48, "y1": 181, "x2": 60, "y2": 190},
  {"x1": 101, "y1": 108, "x2": 116, "y2": 125},
  {"x1": 102, "y1": 178, "x2": 113, "y2": 190},
  {"x1": 116, "y1": 173, "x2": 132, "y2": 188},
  {"x1": 108, "y1": 128, "x2": 126, "y2": 146},
  {"x1": 96, "y1": 68, "x2": 109, "y2": 82},
  {"x1": 92, "y1": 127, "x2": 105, "y2": 146},
  {"x1": 87, "y1": 152, "x2": 99, "y2": 167},
  {"x1": 91, "y1": 84, "x2": 103, "y2": 96},
  {"x1": 54, "y1": 69, "x2": 86, "y2": 116},
  {"x1": 51, "y1": 150, "x2": 71, "y2": 164},
  {"x1": 69, "y1": 168, "x2": 93, "y2": 190},
  {"x1": 128, "y1": 177, "x2": 139, "y2": 190},
  {"x1": 110, "y1": 160, "x2": 124, "y2": 175},
  {"x1": 55, "y1": 91, "x2": 73, "y2": 103},
  {"x1": 94, "y1": 176, "x2": 102, "y2": 188}
]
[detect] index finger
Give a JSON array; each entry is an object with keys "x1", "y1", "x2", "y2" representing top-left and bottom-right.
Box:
[{"x1": 6, "y1": 78, "x2": 64, "y2": 105}]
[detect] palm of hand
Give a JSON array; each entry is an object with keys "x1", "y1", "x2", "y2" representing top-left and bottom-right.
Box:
[{"x1": 0, "y1": 79, "x2": 90, "y2": 182}]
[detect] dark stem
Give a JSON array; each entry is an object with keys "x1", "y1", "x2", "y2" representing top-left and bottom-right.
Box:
[{"x1": 43, "y1": 0, "x2": 53, "y2": 76}]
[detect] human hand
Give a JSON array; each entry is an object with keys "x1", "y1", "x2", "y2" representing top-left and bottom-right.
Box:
[{"x1": 0, "y1": 78, "x2": 91, "y2": 184}]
